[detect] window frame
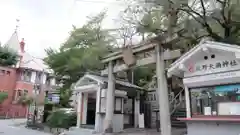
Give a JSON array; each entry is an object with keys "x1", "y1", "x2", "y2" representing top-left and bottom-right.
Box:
[
  {"x1": 23, "y1": 89, "x2": 28, "y2": 96},
  {"x1": 20, "y1": 70, "x2": 32, "y2": 82}
]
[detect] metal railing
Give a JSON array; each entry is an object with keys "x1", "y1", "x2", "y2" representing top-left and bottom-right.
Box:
[
  {"x1": 170, "y1": 88, "x2": 184, "y2": 114},
  {"x1": 146, "y1": 75, "x2": 185, "y2": 114}
]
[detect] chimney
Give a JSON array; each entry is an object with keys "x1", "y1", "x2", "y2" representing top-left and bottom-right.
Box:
[{"x1": 20, "y1": 38, "x2": 25, "y2": 53}]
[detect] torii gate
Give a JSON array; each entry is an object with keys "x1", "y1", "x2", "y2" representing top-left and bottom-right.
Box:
[{"x1": 100, "y1": 34, "x2": 182, "y2": 135}]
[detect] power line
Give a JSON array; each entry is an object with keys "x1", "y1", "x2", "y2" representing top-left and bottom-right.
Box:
[
  {"x1": 74, "y1": 0, "x2": 127, "y2": 6},
  {"x1": 74, "y1": 0, "x2": 155, "y2": 6}
]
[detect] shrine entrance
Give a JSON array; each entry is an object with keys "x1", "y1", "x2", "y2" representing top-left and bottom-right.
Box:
[
  {"x1": 100, "y1": 34, "x2": 182, "y2": 134},
  {"x1": 74, "y1": 73, "x2": 143, "y2": 133},
  {"x1": 123, "y1": 96, "x2": 135, "y2": 128},
  {"x1": 86, "y1": 93, "x2": 96, "y2": 126}
]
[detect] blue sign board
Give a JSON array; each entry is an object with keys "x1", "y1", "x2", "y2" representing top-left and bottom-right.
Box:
[
  {"x1": 51, "y1": 94, "x2": 60, "y2": 103},
  {"x1": 214, "y1": 84, "x2": 240, "y2": 93},
  {"x1": 47, "y1": 93, "x2": 60, "y2": 103}
]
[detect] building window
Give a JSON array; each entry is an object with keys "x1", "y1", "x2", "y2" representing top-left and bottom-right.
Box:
[
  {"x1": 17, "y1": 90, "x2": 22, "y2": 97},
  {"x1": 34, "y1": 84, "x2": 41, "y2": 90},
  {"x1": 13, "y1": 89, "x2": 23, "y2": 101},
  {"x1": 190, "y1": 84, "x2": 240, "y2": 116},
  {"x1": 33, "y1": 84, "x2": 41, "y2": 95},
  {"x1": 35, "y1": 72, "x2": 42, "y2": 83},
  {"x1": 0, "y1": 70, "x2": 10, "y2": 76},
  {"x1": 21, "y1": 70, "x2": 32, "y2": 82},
  {"x1": 6, "y1": 71, "x2": 10, "y2": 75},
  {"x1": 23, "y1": 90, "x2": 28, "y2": 96}
]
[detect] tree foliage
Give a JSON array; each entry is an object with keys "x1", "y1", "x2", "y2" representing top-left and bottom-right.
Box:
[
  {"x1": 0, "y1": 92, "x2": 8, "y2": 104},
  {"x1": 44, "y1": 0, "x2": 240, "y2": 98},
  {"x1": 115, "y1": 0, "x2": 240, "y2": 89},
  {"x1": 133, "y1": 67, "x2": 156, "y2": 87},
  {"x1": 122, "y1": 0, "x2": 240, "y2": 50},
  {"x1": 0, "y1": 46, "x2": 18, "y2": 66},
  {"x1": 16, "y1": 95, "x2": 34, "y2": 106},
  {"x1": 44, "y1": 11, "x2": 116, "y2": 107}
]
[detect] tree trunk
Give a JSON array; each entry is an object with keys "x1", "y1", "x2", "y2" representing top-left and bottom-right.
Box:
[{"x1": 25, "y1": 105, "x2": 29, "y2": 118}]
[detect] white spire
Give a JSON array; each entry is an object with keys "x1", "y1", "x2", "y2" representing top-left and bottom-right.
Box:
[
  {"x1": 4, "y1": 31, "x2": 20, "y2": 52},
  {"x1": 4, "y1": 19, "x2": 20, "y2": 52}
]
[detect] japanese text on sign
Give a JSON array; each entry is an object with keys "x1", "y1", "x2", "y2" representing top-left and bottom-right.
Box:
[{"x1": 188, "y1": 60, "x2": 238, "y2": 73}]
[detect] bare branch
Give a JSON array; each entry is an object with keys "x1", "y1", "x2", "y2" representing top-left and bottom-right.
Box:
[
  {"x1": 179, "y1": 4, "x2": 222, "y2": 40},
  {"x1": 189, "y1": 0, "x2": 198, "y2": 8},
  {"x1": 199, "y1": 0, "x2": 206, "y2": 18},
  {"x1": 212, "y1": 16, "x2": 227, "y2": 28},
  {"x1": 216, "y1": 0, "x2": 224, "y2": 4},
  {"x1": 220, "y1": 0, "x2": 228, "y2": 23},
  {"x1": 180, "y1": 4, "x2": 205, "y2": 20}
]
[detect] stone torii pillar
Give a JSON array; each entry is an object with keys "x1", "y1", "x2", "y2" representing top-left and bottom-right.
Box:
[
  {"x1": 104, "y1": 61, "x2": 115, "y2": 133},
  {"x1": 156, "y1": 44, "x2": 171, "y2": 135}
]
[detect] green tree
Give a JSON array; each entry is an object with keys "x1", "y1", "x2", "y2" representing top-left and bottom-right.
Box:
[
  {"x1": 44, "y1": 11, "x2": 116, "y2": 107},
  {"x1": 0, "y1": 46, "x2": 18, "y2": 66},
  {"x1": 133, "y1": 67, "x2": 156, "y2": 87},
  {"x1": 17, "y1": 95, "x2": 33, "y2": 106},
  {"x1": 0, "y1": 92, "x2": 8, "y2": 104}
]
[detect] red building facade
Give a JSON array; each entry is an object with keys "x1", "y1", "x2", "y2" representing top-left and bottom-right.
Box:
[{"x1": 0, "y1": 31, "x2": 55, "y2": 118}]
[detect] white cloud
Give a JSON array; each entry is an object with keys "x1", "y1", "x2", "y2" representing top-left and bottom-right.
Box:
[{"x1": 0, "y1": 0, "x2": 126, "y2": 58}]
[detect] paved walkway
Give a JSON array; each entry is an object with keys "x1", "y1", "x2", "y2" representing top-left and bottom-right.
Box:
[
  {"x1": 0, "y1": 119, "x2": 51, "y2": 135},
  {"x1": 6, "y1": 118, "x2": 27, "y2": 126},
  {"x1": 119, "y1": 128, "x2": 187, "y2": 135},
  {"x1": 1, "y1": 119, "x2": 187, "y2": 135},
  {"x1": 64, "y1": 127, "x2": 187, "y2": 135}
]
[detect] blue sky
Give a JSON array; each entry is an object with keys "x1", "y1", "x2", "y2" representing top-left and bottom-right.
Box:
[{"x1": 0, "y1": 0, "x2": 125, "y2": 57}]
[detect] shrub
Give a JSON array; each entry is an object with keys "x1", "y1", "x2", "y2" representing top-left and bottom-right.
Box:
[
  {"x1": 0, "y1": 92, "x2": 8, "y2": 104},
  {"x1": 17, "y1": 95, "x2": 33, "y2": 106},
  {"x1": 46, "y1": 109, "x2": 77, "y2": 129}
]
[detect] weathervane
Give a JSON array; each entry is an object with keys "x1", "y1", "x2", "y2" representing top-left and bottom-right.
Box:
[{"x1": 15, "y1": 19, "x2": 20, "y2": 32}]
